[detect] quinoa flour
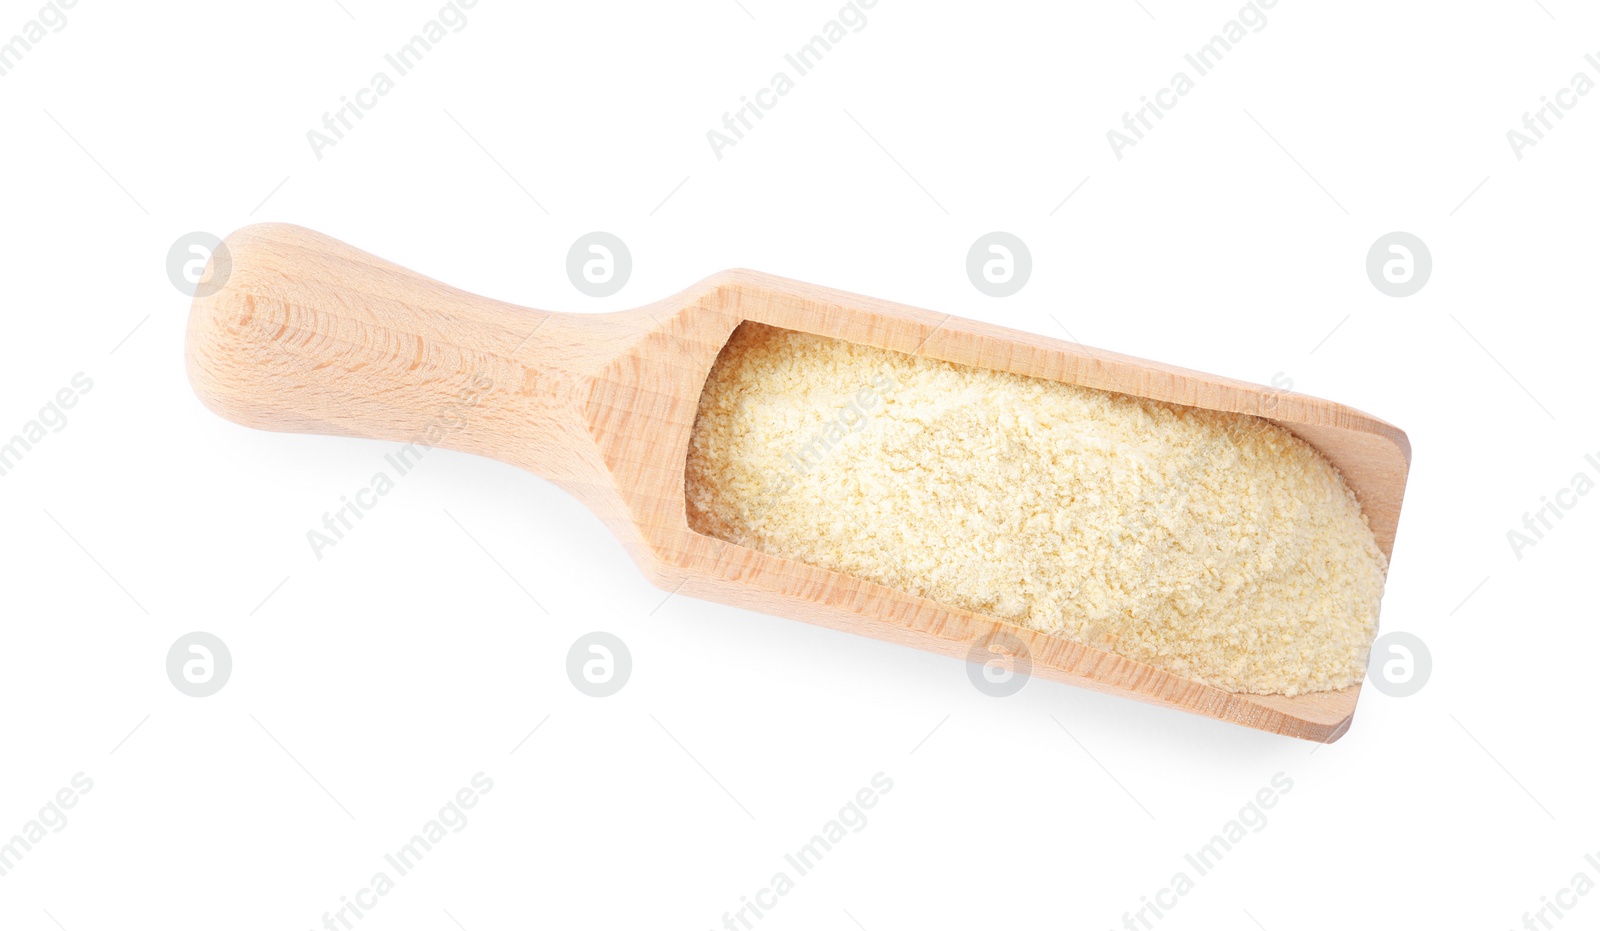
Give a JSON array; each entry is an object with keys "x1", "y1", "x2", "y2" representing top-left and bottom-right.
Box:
[{"x1": 685, "y1": 324, "x2": 1387, "y2": 696}]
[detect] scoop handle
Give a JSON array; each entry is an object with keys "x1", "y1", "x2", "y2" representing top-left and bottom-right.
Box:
[{"x1": 185, "y1": 224, "x2": 600, "y2": 487}]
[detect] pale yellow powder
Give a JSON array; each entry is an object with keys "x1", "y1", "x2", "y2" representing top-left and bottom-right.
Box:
[{"x1": 684, "y1": 324, "x2": 1388, "y2": 696}]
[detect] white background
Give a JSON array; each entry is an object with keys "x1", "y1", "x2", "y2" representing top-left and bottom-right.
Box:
[{"x1": 2, "y1": 1, "x2": 1597, "y2": 929}]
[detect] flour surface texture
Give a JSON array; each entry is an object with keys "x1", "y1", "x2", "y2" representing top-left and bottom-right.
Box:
[{"x1": 685, "y1": 324, "x2": 1388, "y2": 696}]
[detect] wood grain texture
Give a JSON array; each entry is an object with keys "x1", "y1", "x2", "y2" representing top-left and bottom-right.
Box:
[{"x1": 187, "y1": 223, "x2": 1411, "y2": 742}]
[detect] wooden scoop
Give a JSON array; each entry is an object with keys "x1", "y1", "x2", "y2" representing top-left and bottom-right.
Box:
[{"x1": 187, "y1": 223, "x2": 1410, "y2": 742}]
